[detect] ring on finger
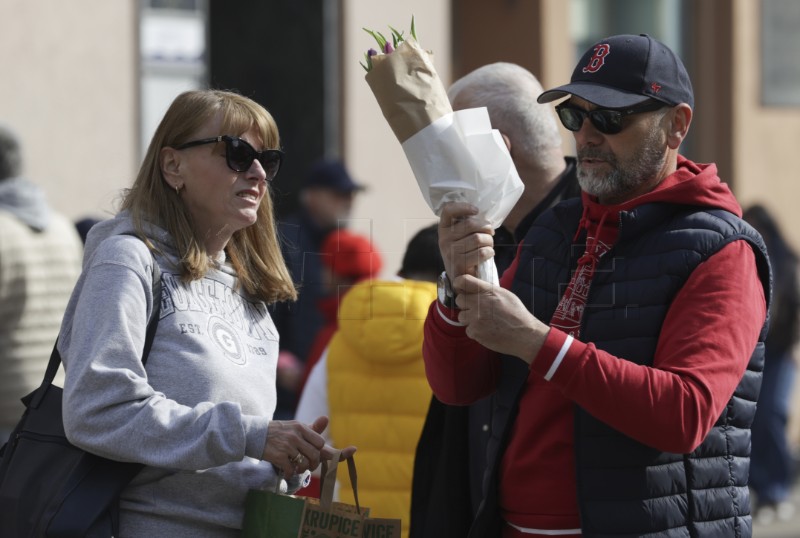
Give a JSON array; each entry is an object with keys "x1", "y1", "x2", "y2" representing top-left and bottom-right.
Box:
[{"x1": 291, "y1": 453, "x2": 304, "y2": 465}]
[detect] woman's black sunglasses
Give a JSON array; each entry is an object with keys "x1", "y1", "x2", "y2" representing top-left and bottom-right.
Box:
[
  {"x1": 555, "y1": 100, "x2": 666, "y2": 135},
  {"x1": 173, "y1": 135, "x2": 284, "y2": 180}
]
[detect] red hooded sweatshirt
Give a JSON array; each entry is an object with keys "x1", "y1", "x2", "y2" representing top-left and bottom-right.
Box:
[{"x1": 423, "y1": 157, "x2": 767, "y2": 536}]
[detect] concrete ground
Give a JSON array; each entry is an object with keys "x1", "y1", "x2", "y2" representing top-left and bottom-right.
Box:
[{"x1": 752, "y1": 482, "x2": 800, "y2": 537}]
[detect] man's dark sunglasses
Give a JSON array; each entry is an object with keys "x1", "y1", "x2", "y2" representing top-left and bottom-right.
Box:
[
  {"x1": 173, "y1": 135, "x2": 284, "y2": 180},
  {"x1": 555, "y1": 100, "x2": 666, "y2": 135}
]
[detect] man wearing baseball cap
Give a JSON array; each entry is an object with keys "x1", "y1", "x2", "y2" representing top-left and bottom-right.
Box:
[
  {"x1": 422, "y1": 34, "x2": 770, "y2": 537},
  {"x1": 271, "y1": 159, "x2": 366, "y2": 418}
]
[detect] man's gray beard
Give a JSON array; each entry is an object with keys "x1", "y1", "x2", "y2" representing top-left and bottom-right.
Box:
[{"x1": 577, "y1": 130, "x2": 666, "y2": 201}]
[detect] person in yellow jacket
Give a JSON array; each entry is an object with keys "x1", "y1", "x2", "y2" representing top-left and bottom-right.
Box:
[{"x1": 295, "y1": 223, "x2": 444, "y2": 538}]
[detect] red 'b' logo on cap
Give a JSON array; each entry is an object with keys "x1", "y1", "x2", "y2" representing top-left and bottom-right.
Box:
[{"x1": 582, "y1": 44, "x2": 610, "y2": 73}]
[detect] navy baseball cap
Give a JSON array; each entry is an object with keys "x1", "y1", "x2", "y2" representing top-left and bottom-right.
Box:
[
  {"x1": 538, "y1": 34, "x2": 694, "y2": 109},
  {"x1": 304, "y1": 159, "x2": 365, "y2": 193}
]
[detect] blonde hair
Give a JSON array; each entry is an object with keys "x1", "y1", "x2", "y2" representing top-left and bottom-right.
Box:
[{"x1": 121, "y1": 89, "x2": 297, "y2": 303}]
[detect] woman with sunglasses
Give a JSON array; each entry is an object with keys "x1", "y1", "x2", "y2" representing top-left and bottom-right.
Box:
[{"x1": 56, "y1": 89, "x2": 355, "y2": 536}]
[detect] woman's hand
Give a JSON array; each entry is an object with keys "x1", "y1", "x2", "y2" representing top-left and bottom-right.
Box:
[{"x1": 262, "y1": 416, "x2": 356, "y2": 476}]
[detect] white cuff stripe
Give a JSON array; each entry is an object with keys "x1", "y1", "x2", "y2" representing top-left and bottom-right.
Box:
[
  {"x1": 436, "y1": 302, "x2": 465, "y2": 326},
  {"x1": 508, "y1": 521, "x2": 582, "y2": 535},
  {"x1": 543, "y1": 334, "x2": 574, "y2": 381}
]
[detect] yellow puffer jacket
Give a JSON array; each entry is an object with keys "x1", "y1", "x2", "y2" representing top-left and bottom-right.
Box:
[{"x1": 327, "y1": 279, "x2": 436, "y2": 538}]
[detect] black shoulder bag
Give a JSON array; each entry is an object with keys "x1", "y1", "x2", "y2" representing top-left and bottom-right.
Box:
[{"x1": 0, "y1": 257, "x2": 162, "y2": 538}]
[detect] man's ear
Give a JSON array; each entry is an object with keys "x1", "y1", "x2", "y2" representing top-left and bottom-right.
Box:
[
  {"x1": 666, "y1": 104, "x2": 692, "y2": 150},
  {"x1": 160, "y1": 146, "x2": 182, "y2": 183}
]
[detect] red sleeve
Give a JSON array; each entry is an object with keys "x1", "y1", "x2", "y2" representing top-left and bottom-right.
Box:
[
  {"x1": 529, "y1": 240, "x2": 766, "y2": 453},
  {"x1": 421, "y1": 254, "x2": 523, "y2": 406},
  {"x1": 422, "y1": 300, "x2": 499, "y2": 405},
  {"x1": 499, "y1": 243, "x2": 522, "y2": 289}
]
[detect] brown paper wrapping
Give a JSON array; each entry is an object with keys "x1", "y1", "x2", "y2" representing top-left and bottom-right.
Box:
[{"x1": 365, "y1": 38, "x2": 453, "y2": 143}]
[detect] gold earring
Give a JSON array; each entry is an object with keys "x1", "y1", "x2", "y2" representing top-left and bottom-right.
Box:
[{"x1": 174, "y1": 184, "x2": 181, "y2": 194}]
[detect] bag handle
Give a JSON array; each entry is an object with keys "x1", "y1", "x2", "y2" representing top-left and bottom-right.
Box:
[
  {"x1": 31, "y1": 246, "x2": 162, "y2": 409},
  {"x1": 319, "y1": 450, "x2": 361, "y2": 514}
]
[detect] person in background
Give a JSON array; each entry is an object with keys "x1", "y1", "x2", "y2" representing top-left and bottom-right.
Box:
[
  {"x1": 296, "y1": 223, "x2": 444, "y2": 538},
  {"x1": 75, "y1": 216, "x2": 104, "y2": 244},
  {"x1": 297, "y1": 227, "x2": 383, "y2": 393},
  {"x1": 58, "y1": 89, "x2": 354, "y2": 536},
  {"x1": 743, "y1": 203, "x2": 800, "y2": 525},
  {"x1": 0, "y1": 124, "x2": 83, "y2": 443},
  {"x1": 271, "y1": 159, "x2": 365, "y2": 418},
  {"x1": 425, "y1": 35, "x2": 770, "y2": 537},
  {"x1": 410, "y1": 62, "x2": 580, "y2": 538}
]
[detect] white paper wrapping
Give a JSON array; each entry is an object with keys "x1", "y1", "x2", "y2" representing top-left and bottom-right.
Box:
[{"x1": 402, "y1": 107, "x2": 524, "y2": 284}]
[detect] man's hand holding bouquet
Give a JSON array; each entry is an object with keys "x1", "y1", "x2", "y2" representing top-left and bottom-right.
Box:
[{"x1": 362, "y1": 18, "x2": 523, "y2": 284}]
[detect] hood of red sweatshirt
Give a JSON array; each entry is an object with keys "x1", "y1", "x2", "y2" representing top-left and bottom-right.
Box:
[
  {"x1": 587, "y1": 155, "x2": 741, "y2": 216},
  {"x1": 578, "y1": 155, "x2": 742, "y2": 232}
]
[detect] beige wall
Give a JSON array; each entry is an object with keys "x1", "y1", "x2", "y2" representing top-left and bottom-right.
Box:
[
  {"x1": 538, "y1": 0, "x2": 573, "y2": 94},
  {"x1": 0, "y1": 1, "x2": 137, "y2": 222},
  {"x1": 732, "y1": 0, "x2": 800, "y2": 254},
  {"x1": 342, "y1": 2, "x2": 452, "y2": 278}
]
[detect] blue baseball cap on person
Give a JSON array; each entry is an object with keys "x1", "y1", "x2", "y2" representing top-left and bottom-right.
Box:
[
  {"x1": 304, "y1": 159, "x2": 365, "y2": 193},
  {"x1": 538, "y1": 34, "x2": 694, "y2": 109}
]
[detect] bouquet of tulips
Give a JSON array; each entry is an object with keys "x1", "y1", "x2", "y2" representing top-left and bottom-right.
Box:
[{"x1": 362, "y1": 18, "x2": 523, "y2": 284}]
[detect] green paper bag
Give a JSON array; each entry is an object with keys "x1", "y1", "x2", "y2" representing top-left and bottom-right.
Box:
[
  {"x1": 242, "y1": 489, "x2": 305, "y2": 538},
  {"x1": 241, "y1": 451, "x2": 401, "y2": 538}
]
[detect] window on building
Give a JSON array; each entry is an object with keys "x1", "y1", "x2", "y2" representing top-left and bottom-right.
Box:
[
  {"x1": 139, "y1": 0, "x2": 207, "y2": 158},
  {"x1": 570, "y1": 0, "x2": 686, "y2": 68},
  {"x1": 761, "y1": 0, "x2": 800, "y2": 106}
]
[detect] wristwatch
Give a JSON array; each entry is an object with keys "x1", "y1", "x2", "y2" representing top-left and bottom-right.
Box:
[{"x1": 437, "y1": 271, "x2": 458, "y2": 309}]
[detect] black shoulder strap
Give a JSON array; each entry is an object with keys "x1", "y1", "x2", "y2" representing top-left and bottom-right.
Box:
[
  {"x1": 32, "y1": 246, "x2": 162, "y2": 409},
  {"x1": 142, "y1": 259, "x2": 162, "y2": 367}
]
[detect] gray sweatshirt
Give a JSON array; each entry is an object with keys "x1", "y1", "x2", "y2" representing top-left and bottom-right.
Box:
[{"x1": 58, "y1": 212, "x2": 298, "y2": 537}]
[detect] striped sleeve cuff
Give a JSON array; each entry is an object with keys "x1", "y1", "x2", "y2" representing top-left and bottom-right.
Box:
[
  {"x1": 435, "y1": 300, "x2": 466, "y2": 328},
  {"x1": 530, "y1": 328, "x2": 583, "y2": 382}
]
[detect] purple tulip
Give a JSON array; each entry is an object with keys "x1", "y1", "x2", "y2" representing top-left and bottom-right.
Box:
[{"x1": 361, "y1": 18, "x2": 418, "y2": 71}]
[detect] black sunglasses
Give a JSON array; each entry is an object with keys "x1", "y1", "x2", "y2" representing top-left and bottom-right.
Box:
[
  {"x1": 173, "y1": 135, "x2": 284, "y2": 180},
  {"x1": 555, "y1": 100, "x2": 666, "y2": 135}
]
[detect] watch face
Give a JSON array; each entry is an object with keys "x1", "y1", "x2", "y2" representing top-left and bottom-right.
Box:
[
  {"x1": 437, "y1": 271, "x2": 456, "y2": 308},
  {"x1": 437, "y1": 272, "x2": 448, "y2": 303}
]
